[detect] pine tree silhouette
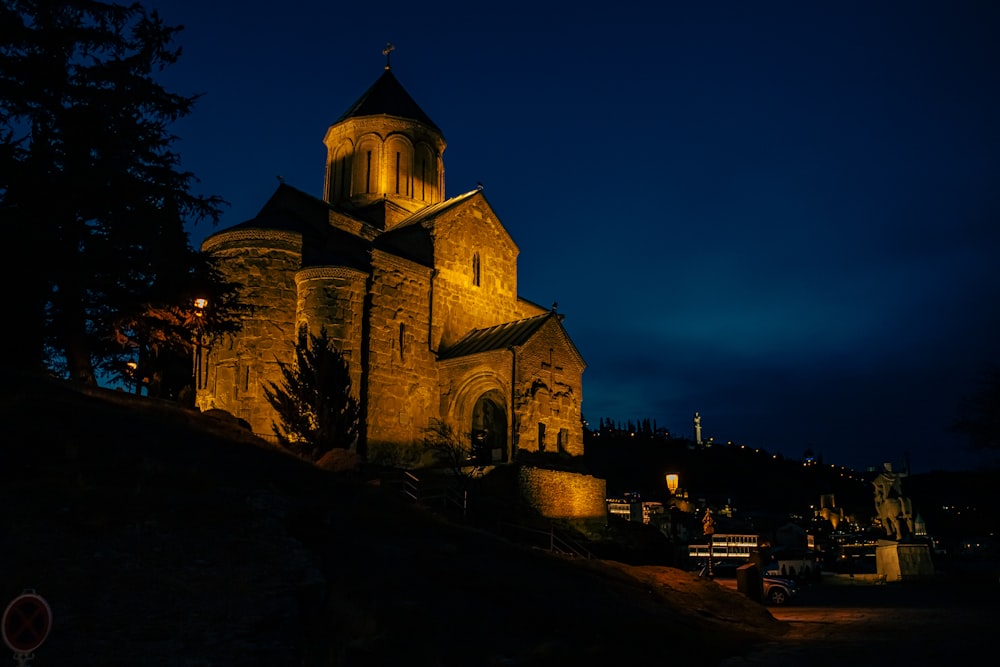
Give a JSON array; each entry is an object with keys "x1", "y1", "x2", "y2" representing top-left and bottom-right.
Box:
[{"x1": 264, "y1": 326, "x2": 360, "y2": 460}]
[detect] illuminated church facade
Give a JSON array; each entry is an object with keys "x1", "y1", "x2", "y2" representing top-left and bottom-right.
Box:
[{"x1": 195, "y1": 61, "x2": 587, "y2": 467}]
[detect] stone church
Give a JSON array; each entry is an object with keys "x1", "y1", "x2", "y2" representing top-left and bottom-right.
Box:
[{"x1": 195, "y1": 60, "x2": 588, "y2": 468}]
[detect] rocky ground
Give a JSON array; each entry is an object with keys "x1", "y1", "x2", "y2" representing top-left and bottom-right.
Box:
[{"x1": 1, "y1": 373, "x2": 790, "y2": 666}]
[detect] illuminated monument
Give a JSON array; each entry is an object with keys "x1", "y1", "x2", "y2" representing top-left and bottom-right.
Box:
[
  {"x1": 872, "y1": 465, "x2": 934, "y2": 580},
  {"x1": 195, "y1": 54, "x2": 593, "y2": 499}
]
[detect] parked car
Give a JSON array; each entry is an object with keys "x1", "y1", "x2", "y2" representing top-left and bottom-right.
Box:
[{"x1": 762, "y1": 575, "x2": 799, "y2": 605}]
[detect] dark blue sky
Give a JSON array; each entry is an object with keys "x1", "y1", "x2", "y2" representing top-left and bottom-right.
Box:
[{"x1": 151, "y1": 0, "x2": 1000, "y2": 473}]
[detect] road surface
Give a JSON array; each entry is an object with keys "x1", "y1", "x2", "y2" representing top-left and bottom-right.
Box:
[{"x1": 717, "y1": 572, "x2": 995, "y2": 666}]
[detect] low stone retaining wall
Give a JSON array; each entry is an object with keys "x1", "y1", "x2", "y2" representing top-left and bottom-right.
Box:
[{"x1": 517, "y1": 466, "x2": 607, "y2": 520}]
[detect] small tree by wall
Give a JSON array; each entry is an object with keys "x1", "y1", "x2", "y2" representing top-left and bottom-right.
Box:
[
  {"x1": 264, "y1": 325, "x2": 360, "y2": 461},
  {"x1": 423, "y1": 419, "x2": 474, "y2": 473}
]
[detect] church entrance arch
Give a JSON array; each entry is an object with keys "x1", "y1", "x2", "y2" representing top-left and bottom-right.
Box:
[{"x1": 471, "y1": 390, "x2": 507, "y2": 464}]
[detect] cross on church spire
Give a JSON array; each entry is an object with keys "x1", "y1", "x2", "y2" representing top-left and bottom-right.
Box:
[{"x1": 382, "y1": 42, "x2": 396, "y2": 70}]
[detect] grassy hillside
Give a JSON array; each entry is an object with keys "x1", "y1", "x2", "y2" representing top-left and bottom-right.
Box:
[{"x1": 1, "y1": 373, "x2": 786, "y2": 666}]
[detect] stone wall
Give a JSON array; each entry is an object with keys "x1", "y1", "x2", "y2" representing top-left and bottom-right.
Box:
[
  {"x1": 514, "y1": 318, "x2": 586, "y2": 456},
  {"x1": 197, "y1": 230, "x2": 302, "y2": 436},
  {"x1": 430, "y1": 201, "x2": 523, "y2": 350},
  {"x1": 365, "y1": 251, "x2": 437, "y2": 454},
  {"x1": 199, "y1": 221, "x2": 587, "y2": 464},
  {"x1": 876, "y1": 542, "x2": 935, "y2": 581},
  {"x1": 517, "y1": 466, "x2": 607, "y2": 520},
  {"x1": 295, "y1": 266, "x2": 368, "y2": 398}
]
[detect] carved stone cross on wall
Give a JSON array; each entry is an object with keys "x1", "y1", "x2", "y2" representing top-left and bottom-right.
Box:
[{"x1": 540, "y1": 348, "x2": 564, "y2": 414}]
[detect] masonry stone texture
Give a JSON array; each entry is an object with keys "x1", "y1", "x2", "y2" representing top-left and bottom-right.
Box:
[{"x1": 196, "y1": 63, "x2": 605, "y2": 519}]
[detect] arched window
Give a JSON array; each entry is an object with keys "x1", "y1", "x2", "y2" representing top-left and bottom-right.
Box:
[
  {"x1": 328, "y1": 141, "x2": 353, "y2": 201},
  {"x1": 354, "y1": 136, "x2": 381, "y2": 196},
  {"x1": 472, "y1": 251, "x2": 481, "y2": 287},
  {"x1": 365, "y1": 150, "x2": 372, "y2": 193},
  {"x1": 386, "y1": 136, "x2": 412, "y2": 197},
  {"x1": 414, "y1": 143, "x2": 436, "y2": 202}
]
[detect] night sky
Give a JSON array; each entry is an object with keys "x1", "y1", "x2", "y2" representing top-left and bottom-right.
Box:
[{"x1": 149, "y1": 0, "x2": 1000, "y2": 473}]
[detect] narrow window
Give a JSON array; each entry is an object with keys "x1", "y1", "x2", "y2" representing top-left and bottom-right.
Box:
[
  {"x1": 395, "y1": 152, "x2": 401, "y2": 194},
  {"x1": 538, "y1": 423, "x2": 546, "y2": 452},
  {"x1": 421, "y1": 159, "x2": 426, "y2": 200},
  {"x1": 399, "y1": 323, "x2": 405, "y2": 361},
  {"x1": 472, "y1": 252, "x2": 481, "y2": 287},
  {"x1": 365, "y1": 150, "x2": 372, "y2": 193},
  {"x1": 340, "y1": 156, "x2": 348, "y2": 197},
  {"x1": 244, "y1": 366, "x2": 250, "y2": 391}
]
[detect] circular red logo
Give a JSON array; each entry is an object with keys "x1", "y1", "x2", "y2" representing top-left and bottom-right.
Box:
[{"x1": 2, "y1": 593, "x2": 52, "y2": 654}]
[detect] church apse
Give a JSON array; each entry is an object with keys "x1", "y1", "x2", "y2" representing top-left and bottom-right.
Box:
[{"x1": 195, "y1": 229, "x2": 303, "y2": 432}]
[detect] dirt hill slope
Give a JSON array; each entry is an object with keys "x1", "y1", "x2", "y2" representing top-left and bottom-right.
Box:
[{"x1": 0, "y1": 373, "x2": 787, "y2": 666}]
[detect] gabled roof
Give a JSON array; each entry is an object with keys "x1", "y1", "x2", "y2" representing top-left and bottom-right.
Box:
[
  {"x1": 334, "y1": 68, "x2": 441, "y2": 133},
  {"x1": 373, "y1": 189, "x2": 486, "y2": 266},
  {"x1": 439, "y1": 312, "x2": 564, "y2": 360},
  {"x1": 386, "y1": 188, "x2": 482, "y2": 231}
]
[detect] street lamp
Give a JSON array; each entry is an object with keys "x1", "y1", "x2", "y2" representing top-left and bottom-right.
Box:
[
  {"x1": 192, "y1": 298, "x2": 208, "y2": 390},
  {"x1": 666, "y1": 473, "x2": 679, "y2": 495},
  {"x1": 126, "y1": 360, "x2": 138, "y2": 395},
  {"x1": 702, "y1": 508, "x2": 716, "y2": 578}
]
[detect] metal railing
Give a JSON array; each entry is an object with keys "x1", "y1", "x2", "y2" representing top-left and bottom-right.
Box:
[
  {"x1": 399, "y1": 470, "x2": 468, "y2": 515},
  {"x1": 497, "y1": 522, "x2": 593, "y2": 559},
  {"x1": 390, "y1": 469, "x2": 592, "y2": 559}
]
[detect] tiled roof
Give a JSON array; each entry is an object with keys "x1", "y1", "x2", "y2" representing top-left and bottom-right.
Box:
[
  {"x1": 204, "y1": 184, "x2": 372, "y2": 271},
  {"x1": 439, "y1": 313, "x2": 558, "y2": 359},
  {"x1": 215, "y1": 208, "x2": 308, "y2": 235},
  {"x1": 335, "y1": 69, "x2": 441, "y2": 133}
]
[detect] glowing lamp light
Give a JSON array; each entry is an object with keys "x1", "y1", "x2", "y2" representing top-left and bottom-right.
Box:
[
  {"x1": 665, "y1": 473, "x2": 679, "y2": 495},
  {"x1": 193, "y1": 297, "x2": 208, "y2": 315}
]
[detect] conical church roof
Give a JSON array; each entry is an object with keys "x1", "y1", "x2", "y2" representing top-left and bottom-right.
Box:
[{"x1": 334, "y1": 68, "x2": 441, "y2": 134}]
